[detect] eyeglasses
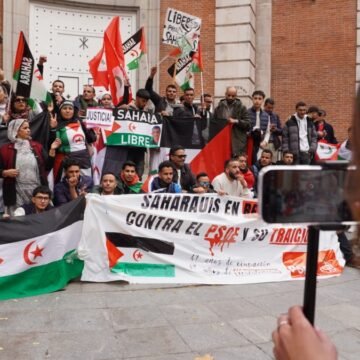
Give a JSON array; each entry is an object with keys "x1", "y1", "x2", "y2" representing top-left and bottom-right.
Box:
[
  {"x1": 15, "y1": 98, "x2": 26, "y2": 103},
  {"x1": 34, "y1": 196, "x2": 50, "y2": 201},
  {"x1": 175, "y1": 154, "x2": 187, "y2": 159}
]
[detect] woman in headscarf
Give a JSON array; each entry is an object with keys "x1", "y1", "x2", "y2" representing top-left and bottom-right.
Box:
[
  {"x1": 98, "y1": 92, "x2": 113, "y2": 109},
  {"x1": 53, "y1": 100, "x2": 96, "y2": 183},
  {"x1": 0, "y1": 118, "x2": 61, "y2": 216}
]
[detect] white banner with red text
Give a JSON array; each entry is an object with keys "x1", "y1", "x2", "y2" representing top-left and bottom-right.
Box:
[{"x1": 78, "y1": 194, "x2": 345, "y2": 284}]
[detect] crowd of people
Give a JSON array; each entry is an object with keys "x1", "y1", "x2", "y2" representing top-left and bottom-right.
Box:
[
  {"x1": 0, "y1": 53, "x2": 359, "y2": 359},
  {"x1": 0, "y1": 60, "x2": 358, "y2": 266}
]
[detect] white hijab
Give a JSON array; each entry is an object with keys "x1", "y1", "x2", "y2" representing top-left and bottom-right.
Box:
[{"x1": 7, "y1": 118, "x2": 28, "y2": 143}]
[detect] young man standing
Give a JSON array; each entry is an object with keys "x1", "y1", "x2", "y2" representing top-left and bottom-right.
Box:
[
  {"x1": 50, "y1": 79, "x2": 66, "y2": 115},
  {"x1": 248, "y1": 90, "x2": 269, "y2": 163},
  {"x1": 173, "y1": 88, "x2": 206, "y2": 146},
  {"x1": 263, "y1": 98, "x2": 282, "y2": 162},
  {"x1": 145, "y1": 66, "x2": 178, "y2": 116},
  {"x1": 282, "y1": 101, "x2": 318, "y2": 164},
  {"x1": 199, "y1": 93, "x2": 214, "y2": 144}
]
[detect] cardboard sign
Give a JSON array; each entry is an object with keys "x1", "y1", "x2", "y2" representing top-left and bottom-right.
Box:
[
  {"x1": 162, "y1": 8, "x2": 201, "y2": 47},
  {"x1": 86, "y1": 108, "x2": 114, "y2": 130}
]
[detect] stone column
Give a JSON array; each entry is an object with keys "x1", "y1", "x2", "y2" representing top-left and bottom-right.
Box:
[
  {"x1": 215, "y1": 0, "x2": 256, "y2": 107},
  {"x1": 356, "y1": 0, "x2": 360, "y2": 91},
  {"x1": 3, "y1": 0, "x2": 30, "y2": 79},
  {"x1": 255, "y1": 0, "x2": 271, "y2": 98}
]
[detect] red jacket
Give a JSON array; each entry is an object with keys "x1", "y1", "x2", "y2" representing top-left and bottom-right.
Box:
[{"x1": 0, "y1": 140, "x2": 53, "y2": 206}]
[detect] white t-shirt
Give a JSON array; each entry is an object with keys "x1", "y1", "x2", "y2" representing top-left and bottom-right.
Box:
[
  {"x1": 296, "y1": 115, "x2": 310, "y2": 152},
  {"x1": 212, "y1": 173, "x2": 250, "y2": 198}
]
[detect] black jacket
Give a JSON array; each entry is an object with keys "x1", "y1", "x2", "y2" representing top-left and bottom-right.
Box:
[{"x1": 282, "y1": 115, "x2": 317, "y2": 156}]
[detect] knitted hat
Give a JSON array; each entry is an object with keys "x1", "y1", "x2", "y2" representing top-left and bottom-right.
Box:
[{"x1": 59, "y1": 100, "x2": 74, "y2": 111}]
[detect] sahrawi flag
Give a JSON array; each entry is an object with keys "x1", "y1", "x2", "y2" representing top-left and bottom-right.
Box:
[
  {"x1": 123, "y1": 27, "x2": 147, "y2": 70},
  {"x1": 167, "y1": 54, "x2": 194, "y2": 91},
  {"x1": 315, "y1": 141, "x2": 340, "y2": 161},
  {"x1": 13, "y1": 31, "x2": 51, "y2": 107},
  {"x1": 0, "y1": 198, "x2": 85, "y2": 300}
]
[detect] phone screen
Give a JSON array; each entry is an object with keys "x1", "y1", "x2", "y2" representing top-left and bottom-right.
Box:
[{"x1": 258, "y1": 165, "x2": 355, "y2": 224}]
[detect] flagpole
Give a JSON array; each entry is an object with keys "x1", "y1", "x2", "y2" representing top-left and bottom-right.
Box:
[
  {"x1": 157, "y1": 47, "x2": 182, "y2": 67},
  {"x1": 200, "y1": 70, "x2": 204, "y2": 102},
  {"x1": 172, "y1": 59, "x2": 177, "y2": 85},
  {"x1": 6, "y1": 83, "x2": 12, "y2": 113},
  {"x1": 145, "y1": 54, "x2": 150, "y2": 79},
  {"x1": 157, "y1": 54, "x2": 170, "y2": 66}
]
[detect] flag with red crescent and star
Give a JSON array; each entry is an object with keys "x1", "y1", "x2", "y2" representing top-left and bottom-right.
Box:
[{"x1": 0, "y1": 197, "x2": 86, "y2": 301}]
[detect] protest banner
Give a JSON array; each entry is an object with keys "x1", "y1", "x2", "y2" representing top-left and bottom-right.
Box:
[
  {"x1": 79, "y1": 194, "x2": 344, "y2": 284},
  {"x1": 104, "y1": 108, "x2": 162, "y2": 148},
  {"x1": 162, "y1": 8, "x2": 201, "y2": 48},
  {"x1": 86, "y1": 107, "x2": 114, "y2": 130}
]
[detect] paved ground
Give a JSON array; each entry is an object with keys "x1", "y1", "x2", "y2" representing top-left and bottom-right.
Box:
[{"x1": 0, "y1": 267, "x2": 359, "y2": 360}]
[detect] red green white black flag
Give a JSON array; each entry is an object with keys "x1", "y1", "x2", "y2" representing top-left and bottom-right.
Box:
[{"x1": 13, "y1": 31, "x2": 51, "y2": 107}]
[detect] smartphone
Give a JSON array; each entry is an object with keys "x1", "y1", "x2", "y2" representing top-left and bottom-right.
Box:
[{"x1": 258, "y1": 164, "x2": 357, "y2": 225}]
